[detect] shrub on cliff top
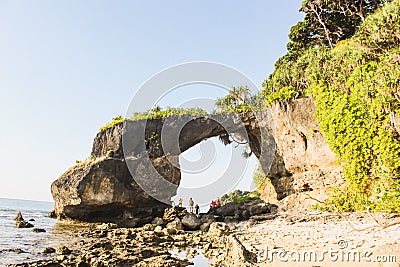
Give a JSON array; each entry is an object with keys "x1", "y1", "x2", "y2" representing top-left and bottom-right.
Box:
[{"x1": 99, "y1": 107, "x2": 207, "y2": 132}]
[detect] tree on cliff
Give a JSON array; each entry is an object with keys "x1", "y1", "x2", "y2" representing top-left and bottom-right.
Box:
[
  {"x1": 284, "y1": 0, "x2": 390, "y2": 63},
  {"x1": 215, "y1": 86, "x2": 253, "y2": 113},
  {"x1": 263, "y1": 0, "x2": 393, "y2": 102}
]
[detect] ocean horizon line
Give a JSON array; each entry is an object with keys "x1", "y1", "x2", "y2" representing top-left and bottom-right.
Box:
[{"x1": 0, "y1": 197, "x2": 53, "y2": 204}]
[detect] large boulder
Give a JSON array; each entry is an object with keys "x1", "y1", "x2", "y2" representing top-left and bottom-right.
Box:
[
  {"x1": 181, "y1": 214, "x2": 201, "y2": 230},
  {"x1": 51, "y1": 156, "x2": 179, "y2": 224}
]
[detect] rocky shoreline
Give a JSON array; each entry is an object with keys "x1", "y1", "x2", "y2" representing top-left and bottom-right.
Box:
[
  {"x1": 8, "y1": 200, "x2": 274, "y2": 267},
  {"x1": 9, "y1": 201, "x2": 400, "y2": 267}
]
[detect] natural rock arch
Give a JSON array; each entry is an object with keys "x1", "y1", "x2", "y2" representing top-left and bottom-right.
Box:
[{"x1": 51, "y1": 97, "x2": 343, "y2": 224}]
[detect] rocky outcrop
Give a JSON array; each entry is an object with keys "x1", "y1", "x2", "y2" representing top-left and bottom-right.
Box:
[
  {"x1": 51, "y1": 97, "x2": 343, "y2": 223},
  {"x1": 14, "y1": 211, "x2": 24, "y2": 221},
  {"x1": 51, "y1": 156, "x2": 179, "y2": 225},
  {"x1": 208, "y1": 200, "x2": 276, "y2": 224},
  {"x1": 258, "y1": 97, "x2": 344, "y2": 208},
  {"x1": 51, "y1": 113, "x2": 260, "y2": 224}
]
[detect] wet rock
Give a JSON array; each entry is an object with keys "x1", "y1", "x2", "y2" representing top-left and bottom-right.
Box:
[
  {"x1": 208, "y1": 222, "x2": 230, "y2": 237},
  {"x1": 56, "y1": 246, "x2": 72, "y2": 255},
  {"x1": 42, "y1": 247, "x2": 56, "y2": 254},
  {"x1": 181, "y1": 213, "x2": 201, "y2": 230},
  {"x1": 14, "y1": 211, "x2": 24, "y2": 221},
  {"x1": 15, "y1": 221, "x2": 34, "y2": 228},
  {"x1": 4, "y1": 248, "x2": 27, "y2": 254},
  {"x1": 48, "y1": 210, "x2": 57, "y2": 218},
  {"x1": 29, "y1": 218, "x2": 35, "y2": 222},
  {"x1": 32, "y1": 228, "x2": 46, "y2": 233}
]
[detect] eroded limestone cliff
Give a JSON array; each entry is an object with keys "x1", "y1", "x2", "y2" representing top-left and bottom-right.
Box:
[
  {"x1": 259, "y1": 97, "x2": 344, "y2": 209},
  {"x1": 51, "y1": 97, "x2": 344, "y2": 223}
]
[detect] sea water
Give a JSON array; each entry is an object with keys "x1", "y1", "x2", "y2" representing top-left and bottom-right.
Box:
[{"x1": 0, "y1": 198, "x2": 77, "y2": 266}]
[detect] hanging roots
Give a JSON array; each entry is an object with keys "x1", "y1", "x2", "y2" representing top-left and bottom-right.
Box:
[{"x1": 219, "y1": 133, "x2": 232, "y2": 145}]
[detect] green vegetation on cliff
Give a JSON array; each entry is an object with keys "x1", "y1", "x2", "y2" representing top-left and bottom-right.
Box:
[
  {"x1": 220, "y1": 189, "x2": 260, "y2": 205},
  {"x1": 99, "y1": 107, "x2": 207, "y2": 132},
  {"x1": 262, "y1": 0, "x2": 400, "y2": 212},
  {"x1": 215, "y1": 86, "x2": 255, "y2": 113}
]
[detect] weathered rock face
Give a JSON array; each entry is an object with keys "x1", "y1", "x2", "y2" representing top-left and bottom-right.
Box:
[
  {"x1": 51, "y1": 156, "x2": 179, "y2": 224},
  {"x1": 257, "y1": 97, "x2": 344, "y2": 207},
  {"x1": 51, "y1": 97, "x2": 343, "y2": 223},
  {"x1": 51, "y1": 113, "x2": 258, "y2": 223}
]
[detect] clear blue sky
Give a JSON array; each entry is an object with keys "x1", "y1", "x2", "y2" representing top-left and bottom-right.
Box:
[{"x1": 0, "y1": 1, "x2": 303, "y2": 202}]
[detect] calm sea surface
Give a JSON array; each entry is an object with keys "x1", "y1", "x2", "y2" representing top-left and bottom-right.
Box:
[{"x1": 0, "y1": 198, "x2": 80, "y2": 266}]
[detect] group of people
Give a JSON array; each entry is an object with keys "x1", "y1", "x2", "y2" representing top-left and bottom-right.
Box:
[
  {"x1": 210, "y1": 198, "x2": 221, "y2": 209},
  {"x1": 173, "y1": 197, "x2": 222, "y2": 214},
  {"x1": 177, "y1": 197, "x2": 200, "y2": 215}
]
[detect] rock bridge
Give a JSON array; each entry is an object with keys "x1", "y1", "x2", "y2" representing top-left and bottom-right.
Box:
[{"x1": 51, "y1": 97, "x2": 343, "y2": 225}]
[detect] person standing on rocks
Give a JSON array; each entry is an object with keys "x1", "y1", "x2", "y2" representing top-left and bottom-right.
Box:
[
  {"x1": 178, "y1": 198, "x2": 183, "y2": 207},
  {"x1": 188, "y1": 197, "x2": 194, "y2": 213},
  {"x1": 195, "y1": 204, "x2": 200, "y2": 215},
  {"x1": 217, "y1": 198, "x2": 221, "y2": 207}
]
